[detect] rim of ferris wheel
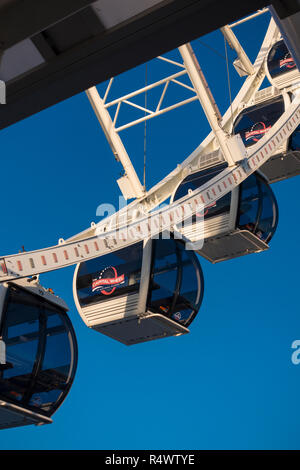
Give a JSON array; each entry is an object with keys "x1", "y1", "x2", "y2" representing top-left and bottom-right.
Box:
[
  {"x1": 63, "y1": 16, "x2": 281, "y2": 245},
  {"x1": 1, "y1": 15, "x2": 300, "y2": 282},
  {"x1": 0, "y1": 6, "x2": 300, "y2": 432},
  {"x1": 0, "y1": 88, "x2": 299, "y2": 282},
  {"x1": 0, "y1": 87, "x2": 299, "y2": 282}
]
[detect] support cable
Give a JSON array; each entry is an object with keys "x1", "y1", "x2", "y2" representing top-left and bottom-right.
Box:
[
  {"x1": 224, "y1": 35, "x2": 234, "y2": 134},
  {"x1": 143, "y1": 63, "x2": 148, "y2": 190}
]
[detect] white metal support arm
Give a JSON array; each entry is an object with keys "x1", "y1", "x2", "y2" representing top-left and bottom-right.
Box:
[
  {"x1": 178, "y1": 43, "x2": 241, "y2": 166},
  {"x1": 100, "y1": 57, "x2": 198, "y2": 132},
  {"x1": 86, "y1": 87, "x2": 145, "y2": 200},
  {"x1": 221, "y1": 25, "x2": 255, "y2": 77},
  {"x1": 0, "y1": 15, "x2": 297, "y2": 282}
]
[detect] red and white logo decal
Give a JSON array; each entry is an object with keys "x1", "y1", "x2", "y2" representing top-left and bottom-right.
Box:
[
  {"x1": 245, "y1": 122, "x2": 271, "y2": 142},
  {"x1": 173, "y1": 312, "x2": 182, "y2": 321},
  {"x1": 279, "y1": 55, "x2": 296, "y2": 70},
  {"x1": 92, "y1": 266, "x2": 125, "y2": 295},
  {"x1": 196, "y1": 202, "x2": 217, "y2": 218}
]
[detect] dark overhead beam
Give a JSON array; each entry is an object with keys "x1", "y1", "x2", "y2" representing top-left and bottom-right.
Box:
[
  {"x1": 2, "y1": 0, "x2": 299, "y2": 130},
  {"x1": 0, "y1": 0, "x2": 96, "y2": 49},
  {"x1": 271, "y1": 0, "x2": 300, "y2": 19}
]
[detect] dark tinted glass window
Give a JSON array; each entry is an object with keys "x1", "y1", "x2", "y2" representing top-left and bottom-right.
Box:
[
  {"x1": 238, "y1": 173, "x2": 278, "y2": 243},
  {"x1": 179, "y1": 248, "x2": 202, "y2": 307},
  {"x1": 233, "y1": 98, "x2": 284, "y2": 147},
  {"x1": 0, "y1": 286, "x2": 77, "y2": 417},
  {"x1": 267, "y1": 40, "x2": 297, "y2": 78},
  {"x1": 0, "y1": 288, "x2": 41, "y2": 404},
  {"x1": 254, "y1": 176, "x2": 278, "y2": 242},
  {"x1": 238, "y1": 174, "x2": 260, "y2": 230},
  {"x1": 290, "y1": 124, "x2": 300, "y2": 151},
  {"x1": 173, "y1": 164, "x2": 231, "y2": 225},
  {"x1": 148, "y1": 238, "x2": 178, "y2": 315},
  {"x1": 171, "y1": 245, "x2": 203, "y2": 325},
  {"x1": 76, "y1": 242, "x2": 143, "y2": 306},
  {"x1": 148, "y1": 238, "x2": 203, "y2": 327},
  {"x1": 29, "y1": 306, "x2": 74, "y2": 414}
]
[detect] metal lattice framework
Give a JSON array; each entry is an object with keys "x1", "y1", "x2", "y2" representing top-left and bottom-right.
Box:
[{"x1": 1, "y1": 10, "x2": 299, "y2": 283}]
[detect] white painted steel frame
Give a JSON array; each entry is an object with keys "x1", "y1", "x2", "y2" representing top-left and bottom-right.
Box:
[
  {"x1": 1, "y1": 88, "x2": 299, "y2": 281},
  {"x1": 1, "y1": 16, "x2": 299, "y2": 282},
  {"x1": 178, "y1": 43, "x2": 237, "y2": 166},
  {"x1": 220, "y1": 25, "x2": 255, "y2": 76},
  {"x1": 86, "y1": 87, "x2": 145, "y2": 199},
  {"x1": 229, "y1": 9, "x2": 269, "y2": 29},
  {"x1": 69, "y1": 17, "x2": 280, "y2": 241},
  {"x1": 98, "y1": 58, "x2": 199, "y2": 132}
]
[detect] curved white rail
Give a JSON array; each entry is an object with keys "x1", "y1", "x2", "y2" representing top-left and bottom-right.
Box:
[
  {"x1": 66, "y1": 18, "x2": 280, "y2": 243},
  {"x1": 1, "y1": 90, "x2": 299, "y2": 282}
]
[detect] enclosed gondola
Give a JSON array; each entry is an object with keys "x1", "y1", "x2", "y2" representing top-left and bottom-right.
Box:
[
  {"x1": 0, "y1": 278, "x2": 77, "y2": 430},
  {"x1": 73, "y1": 237, "x2": 204, "y2": 345},
  {"x1": 171, "y1": 163, "x2": 278, "y2": 263},
  {"x1": 266, "y1": 39, "x2": 300, "y2": 89},
  {"x1": 233, "y1": 94, "x2": 300, "y2": 183}
]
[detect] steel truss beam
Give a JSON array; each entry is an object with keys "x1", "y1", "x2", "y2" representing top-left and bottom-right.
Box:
[
  {"x1": 1, "y1": 13, "x2": 292, "y2": 281},
  {"x1": 68, "y1": 16, "x2": 279, "y2": 240}
]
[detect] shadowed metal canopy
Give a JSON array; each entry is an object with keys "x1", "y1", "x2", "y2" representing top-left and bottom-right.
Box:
[{"x1": 0, "y1": 0, "x2": 296, "y2": 130}]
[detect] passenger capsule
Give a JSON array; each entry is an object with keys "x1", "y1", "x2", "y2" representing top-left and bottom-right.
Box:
[
  {"x1": 266, "y1": 39, "x2": 299, "y2": 89},
  {"x1": 0, "y1": 279, "x2": 78, "y2": 430},
  {"x1": 233, "y1": 94, "x2": 300, "y2": 183},
  {"x1": 171, "y1": 164, "x2": 278, "y2": 263},
  {"x1": 73, "y1": 237, "x2": 204, "y2": 345}
]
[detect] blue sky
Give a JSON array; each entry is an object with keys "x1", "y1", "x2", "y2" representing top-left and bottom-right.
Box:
[{"x1": 1, "y1": 11, "x2": 300, "y2": 450}]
